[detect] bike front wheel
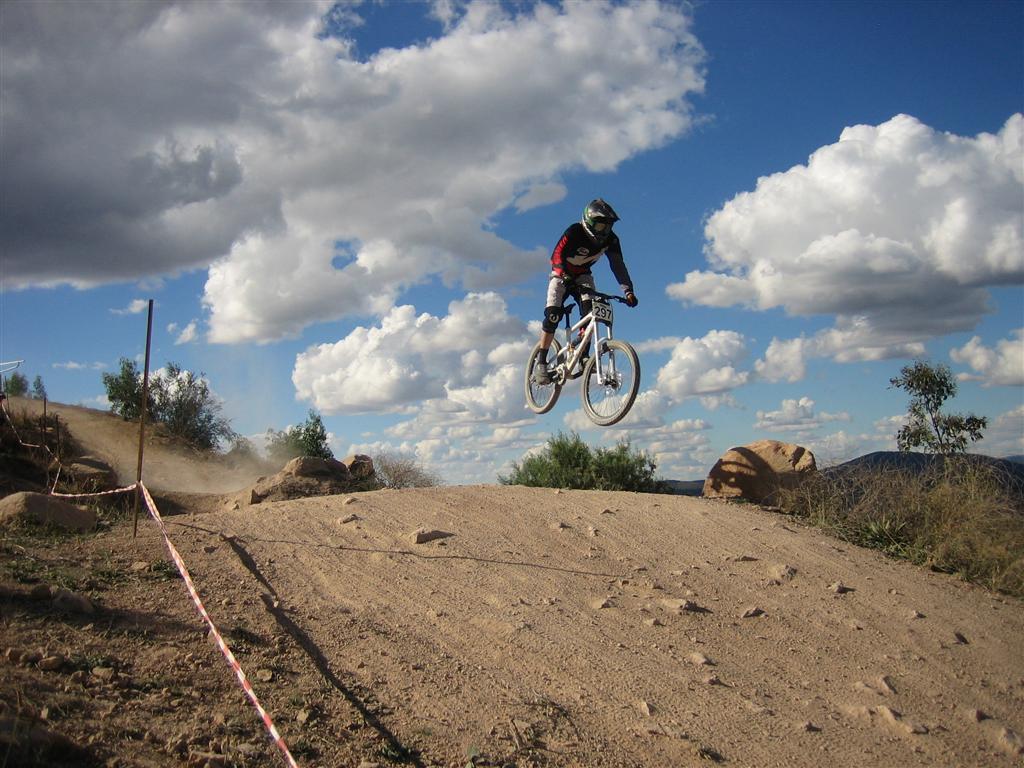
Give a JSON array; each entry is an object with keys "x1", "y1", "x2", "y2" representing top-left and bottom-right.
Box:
[
  {"x1": 581, "y1": 339, "x2": 640, "y2": 426},
  {"x1": 525, "y1": 339, "x2": 563, "y2": 415}
]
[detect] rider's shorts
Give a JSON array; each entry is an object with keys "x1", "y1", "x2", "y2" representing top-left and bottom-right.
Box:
[{"x1": 545, "y1": 272, "x2": 596, "y2": 308}]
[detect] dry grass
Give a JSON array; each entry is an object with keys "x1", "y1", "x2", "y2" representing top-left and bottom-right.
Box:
[{"x1": 777, "y1": 456, "x2": 1024, "y2": 597}]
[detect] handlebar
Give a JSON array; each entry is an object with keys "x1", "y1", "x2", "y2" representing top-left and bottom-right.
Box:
[
  {"x1": 561, "y1": 292, "x2": 633, "y2": 320},
  {"x1": 562, "y1": 290, "x2": 629, "y2": 305}
]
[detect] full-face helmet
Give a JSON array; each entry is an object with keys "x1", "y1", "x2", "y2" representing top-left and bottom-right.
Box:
[{"x1": 582, "y1": 198, "x2": 620, "y2": 242}]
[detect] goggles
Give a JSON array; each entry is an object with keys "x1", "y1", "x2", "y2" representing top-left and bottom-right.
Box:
[{"x1": 591, "y1": 218, "x2": 612, "y2": 233}]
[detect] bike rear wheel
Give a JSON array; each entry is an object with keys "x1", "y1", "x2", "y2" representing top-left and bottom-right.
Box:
[
  {"x1": 581, "y1": 339, "x2": 640, "y2": 426},
  {"x1": 525, "y1": 340, "x2": 563, "y2": 415}
]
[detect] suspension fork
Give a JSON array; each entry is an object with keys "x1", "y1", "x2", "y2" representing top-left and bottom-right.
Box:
[{"x1": 594, "y1": 318, "x2": 616, "y2": 383}]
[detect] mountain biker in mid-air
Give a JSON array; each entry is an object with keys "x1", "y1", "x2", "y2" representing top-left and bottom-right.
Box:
[{"x1": 532, "y1": 198, "x2": 638, "y2": 384}]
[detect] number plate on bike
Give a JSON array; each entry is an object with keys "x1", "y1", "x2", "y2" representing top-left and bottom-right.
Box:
[{"x1": 592, "y1": 300, "x2": 613, "y2": 323}]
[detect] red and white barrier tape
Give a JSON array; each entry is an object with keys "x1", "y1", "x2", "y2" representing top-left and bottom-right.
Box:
[
  {"x1": 136, "y1": 482, "x2": 300, "y2": 768},
  {"x1": 50, "y1": 483, "x2": 139, "y2": 499},
  {"x1": 1, "y1": 400, "x2": 299, "y2": 767}
]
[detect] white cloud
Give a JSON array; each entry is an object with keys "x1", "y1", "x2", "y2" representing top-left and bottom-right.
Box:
[
  {"x1": 754, "y1": 322, "x2": 930, "y2": 385},
  {"x1": 654, "y1": 330, "x2": 750, "y2": 403},
  {"x1": 515, "y1": 183, "x2": 568, "y2": 213},
  {"x1": 292, "y1": 292, "x2": 529, "y2": 414},
  {"x1": 53, "y1": 361, "x2": 106, "y2": 371},
  {"x1": 668, "y1": 114, "x2": 1024, "y2": 361},
  {"x1": 610, "y1": 388, "x2": 677, "y2": 429},
  {"x1": 110, "y1": 299, "x2": 151, "y2": 316},
  {"x1": 975, "y1": 405, "x2": 1024, "y2": 457},
  {"x1": 204, "y1": 1, "x2": 705, "y2": 342},
  {"x1": 634, "y1": 337, "x2": 686, "y2": 354},
  {"x1": 874, "y1": 413, "x2": 908, "y2": 435},
  {"x1": 950, "y1": 330, "x2": 1024, "y2": 387},
  {"x1": 754, "y1": 396, "x2": 850, "y2": 432},
  {"x1": 800, "y1": 430, "x2": 879, "y2": 467},
  {"x1": 755, "y1": 337, "x2": 808, "y2": 382},
  {"x1": 173, "y1": 320, "x2": 199, "y2": 345},
  {"x1": 371, "y1": 410, "x2": 545, "y2": 485},
  {"x1": 3, "y1": 1, "x2": 706, "y2": 344}
]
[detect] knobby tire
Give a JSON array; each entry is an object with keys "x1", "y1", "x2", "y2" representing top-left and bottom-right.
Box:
[
  {"x1": 525, "y1": 339, "x2": 563, "y2": 415},
  {"x1": 581, "y1": 339, "x2": 640, "y2": 426}
]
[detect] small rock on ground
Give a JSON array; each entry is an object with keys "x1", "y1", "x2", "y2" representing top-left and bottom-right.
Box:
[{"x1": 410, "y1": 528, "x2": 453, "y2": 544}]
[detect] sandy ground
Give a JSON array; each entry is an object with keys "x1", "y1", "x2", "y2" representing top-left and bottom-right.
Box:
[{"x1": 2, "y1": 398, "x2": 1023, "y2": 767}]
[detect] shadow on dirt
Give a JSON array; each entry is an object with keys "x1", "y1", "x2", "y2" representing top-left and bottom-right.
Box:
[
  {"x1": 220, "y1": 533, "x2": 426, "y2": 767},
  {"x1": 0, "y1": 585, "x2": 206, "y2": 638}
]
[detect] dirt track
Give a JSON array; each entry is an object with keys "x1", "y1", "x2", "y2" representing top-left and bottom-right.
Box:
[
  {"x1": 11, "y1": 398, "x2": 266, "y2": 494},
  {"x1": 3, "y1": 399, "x2": 1024, "y2": 767}
]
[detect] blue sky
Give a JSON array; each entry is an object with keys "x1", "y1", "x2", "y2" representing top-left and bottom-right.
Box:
[{"x1": 1, "y1": 0, "x2": 1021, "y2": 483}]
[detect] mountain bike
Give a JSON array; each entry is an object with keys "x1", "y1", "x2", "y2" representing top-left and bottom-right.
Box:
[{"x1": 524, "y1": 291, "x2": 640, "y2": 427}]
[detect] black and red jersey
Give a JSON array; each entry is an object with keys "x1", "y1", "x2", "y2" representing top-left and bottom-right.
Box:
[{"x1": 550, "y1": 222, "x2": 633, "y2": 293}]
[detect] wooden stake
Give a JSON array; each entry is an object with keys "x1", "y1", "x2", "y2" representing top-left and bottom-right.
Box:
[{"x1": 133, "y1": 299, "x2": 154, "y2": 537}]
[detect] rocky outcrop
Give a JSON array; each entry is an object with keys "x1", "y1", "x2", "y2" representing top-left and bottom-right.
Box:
[
  {"x1": 340, "y1": 454, "x2": 374, "y2": 478},
  {"x1": 281, "y1": 456, "x2": 348, "y2": 478},
  {"x1": 236, "y1": 455, "x2": 375, "y2": 507},
  {"x1": 0, "y1": 491, "x2": 97, "y2": 531},
  {"x1": 703, "y1": 440, "x2": 817, "y2": 505}
]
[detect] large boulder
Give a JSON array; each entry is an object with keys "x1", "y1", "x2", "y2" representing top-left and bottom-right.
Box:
[
  {"x1": 282, "y1": 456, "x2": 349, "y2": 478},
  {"x1": 703, "y1": 440, "x2": 817, "y2": 505},
  {"x1": 241, "y1": 456, "x2": 353, "y2": 506},
  {"x1": 341, "y1": 454, "x2": 374, "y2": 478},
  {"x1": 0, "y1": 492, "x2": 97, "y2": 531}
]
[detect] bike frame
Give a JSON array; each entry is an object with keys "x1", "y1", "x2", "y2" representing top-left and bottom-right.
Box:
[{"x1": 559, "y1": 293, "x2": 618, "y2": 384}]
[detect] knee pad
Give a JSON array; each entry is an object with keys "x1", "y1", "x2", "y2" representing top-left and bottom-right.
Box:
[{"x1": 542, "y1": 305, "x2": 563, "y2": 333}]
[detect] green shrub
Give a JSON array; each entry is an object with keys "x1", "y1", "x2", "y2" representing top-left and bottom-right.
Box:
[
  {"x1": 102, "y1": 358, "x2": 154, "y2": 421},
  {"x1": 777, "y1": 457, "x2": 1024, "y2": 597},
  {"x1": 101, "y1": 358, "x2": 236, "y2": 450},
  {"x1": 4, "y1": 371, "x2": 29, "y2": 397},
  {"x1": 502, "y1": 432, "x2": 593, "y2": 489},
  {"x1": 591, "y1": 441, "x2": 663, "y2": 492},
  {"x1": 151, "y1": 364, "x2": 236, "y2": 451},
  {"x1": 500, "y1": 431, "x2": 669, "y2": 493},
  {"x1": 265, "y1": 410, "x2": 333, "y2": 462}
]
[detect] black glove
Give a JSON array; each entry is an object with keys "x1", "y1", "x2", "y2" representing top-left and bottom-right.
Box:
[{"x1": 624, "y1": 291, "x2": 638, "y2": 307}]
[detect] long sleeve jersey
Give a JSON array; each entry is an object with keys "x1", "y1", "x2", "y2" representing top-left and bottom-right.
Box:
[{"x1": 550, "y1": 222, "x2": 634, "y2": 294}]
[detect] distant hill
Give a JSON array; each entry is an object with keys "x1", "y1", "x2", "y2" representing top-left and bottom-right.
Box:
[
  {"x1": 664, "y1": 451, "x2": 1024, "y2": 499},
  {"x1": 662, "y1": 479, "x2": 704, "y2": 497},
  {"x1": 830, "y1": 451, "x2": 1024, "y2": 494}
]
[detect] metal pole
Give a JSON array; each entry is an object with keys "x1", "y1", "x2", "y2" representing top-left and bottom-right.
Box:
[
  {"x1": 133, "y1": 300, "x2": 154, "y2": 537},
  {"x1": 41, "y1": 408, "x2": 49, "y2": 489}
]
